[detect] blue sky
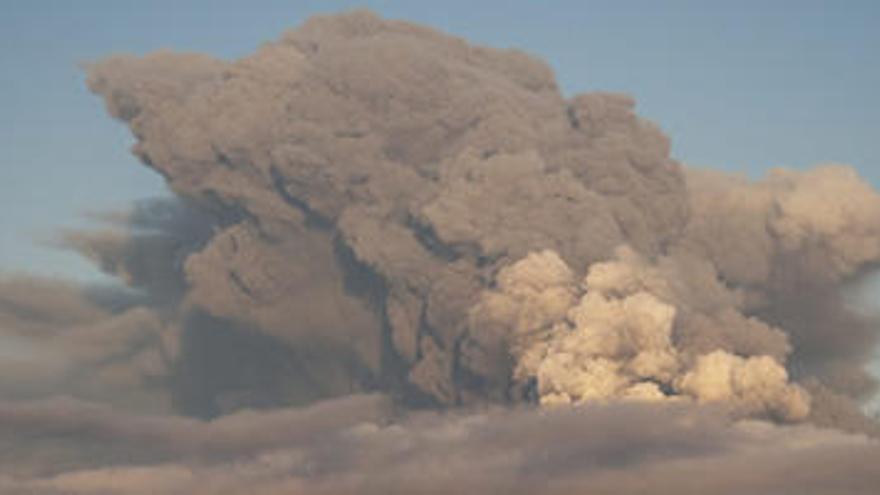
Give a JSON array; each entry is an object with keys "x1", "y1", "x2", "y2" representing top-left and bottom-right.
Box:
[{"x1": 1, "y1": 0, "x2": 878, "y2": 280}]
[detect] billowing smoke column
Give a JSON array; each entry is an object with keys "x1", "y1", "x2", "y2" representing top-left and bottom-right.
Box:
[
  {"x1": 82, "y1": 10, "x2": 694, "y2": 411},
  {"x1": 2, "y1": 10, "x2": 880, "y2": 494},
  {"x1": 80, "y1": 10, "x2": 880, "y2": 422}
]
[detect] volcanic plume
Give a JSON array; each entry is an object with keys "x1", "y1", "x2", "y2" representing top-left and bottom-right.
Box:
[{"x1": 1, "y1": 10, "x2": 879, "y2": 494}]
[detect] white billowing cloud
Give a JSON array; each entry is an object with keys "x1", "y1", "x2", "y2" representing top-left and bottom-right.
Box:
[
  {"x1": 678, "y1": 351, "x2": 810, "y2": 422},
  {"x1": 473, "y1": 247, "x2": 810, "y2": 421}
]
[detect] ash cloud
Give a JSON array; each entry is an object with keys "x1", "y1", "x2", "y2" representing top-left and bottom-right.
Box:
[
  {"x1": 1, "y1": 9, "x2": 880, "y2": 493},
  {"x1": 81, "y1": 9, "x2": 695, "y2": 408},
  {"x1": 0, "y1": 398, "x2": 878, "y2": 495}
]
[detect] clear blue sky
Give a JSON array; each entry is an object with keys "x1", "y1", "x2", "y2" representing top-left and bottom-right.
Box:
[{"x1": 1, "y1": 0, "x2": 879, "y2": 280}]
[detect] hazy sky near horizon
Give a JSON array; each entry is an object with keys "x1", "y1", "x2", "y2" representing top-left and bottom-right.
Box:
[{"x1": 1, "y1": 0, "x2": 879, "y2": 280}]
